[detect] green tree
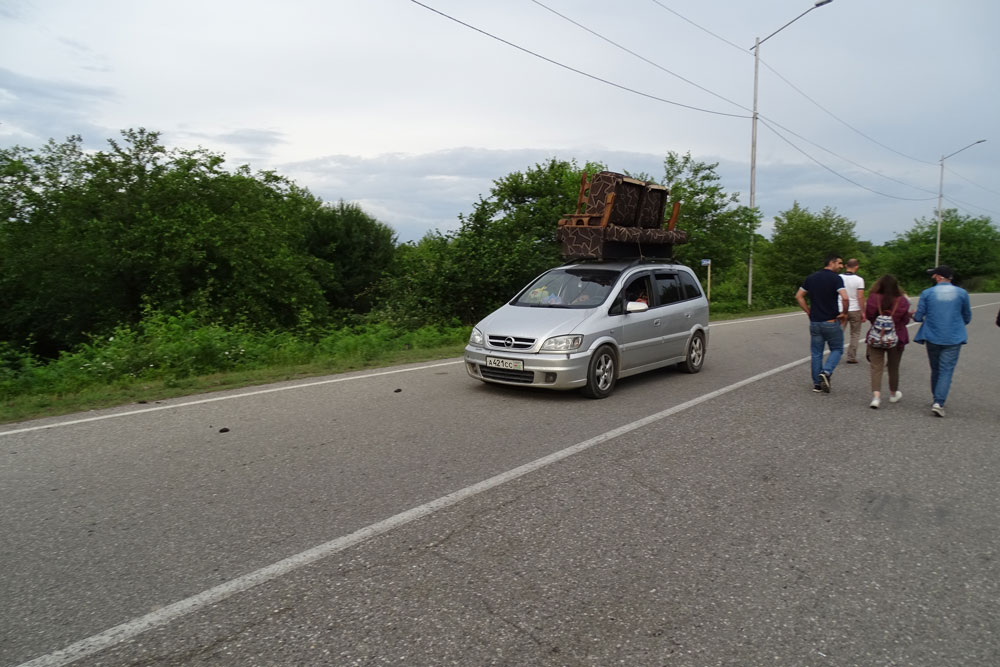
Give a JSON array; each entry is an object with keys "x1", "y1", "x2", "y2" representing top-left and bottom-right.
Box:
[
  {"x1": 448, "y1": 158, "x2": 598, "y2": 322},
  {"x1": 0, "y1": 129, "x2": 395, "y2": 354},
  {"x1": 758, "y1": 202, "x2": 861, "y2": 301},
  {"x1": 372, "y1": 231, "x2": 458, "y2": 328},
  {"x1": 879, "y1": 210, "x2": 1000, "y2": 290},
  {"x1": 305, "y1": 200, "x2": 397, "y2": 314},
  {"x1": 661, "y1": 151, "x2": 759, "y2": 277},
  {"x1": 644, "y1": 152, "x2": 761, "y2": 308},
  {"x1": 373, "y1": 158, "x2": 602, "y2": 326}
]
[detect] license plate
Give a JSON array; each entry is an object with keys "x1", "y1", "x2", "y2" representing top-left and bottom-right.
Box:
[{"x1": 486, "y1": 356, "x2": 523, "y2": 371}]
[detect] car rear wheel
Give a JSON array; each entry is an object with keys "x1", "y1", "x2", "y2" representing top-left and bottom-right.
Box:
[
  {"x1": 677, "y1": 331, "x2": 705, "y2": 374},
  {"x1": 582, "y1": 345, "x2": 617, "y2": 399}
]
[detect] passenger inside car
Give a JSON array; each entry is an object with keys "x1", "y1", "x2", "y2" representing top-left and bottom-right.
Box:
[{"x1": 626, "y1": 281, "x2": 648, "y2": 305}]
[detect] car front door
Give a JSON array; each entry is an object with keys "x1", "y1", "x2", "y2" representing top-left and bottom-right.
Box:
[{"x1": 614, "y1": 273, "x2": 663, "y2": 371}]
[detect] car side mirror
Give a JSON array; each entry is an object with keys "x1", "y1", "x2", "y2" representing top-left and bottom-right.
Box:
[{"x1": 626, "y1": 300, "x2": 649, "y2": 313}]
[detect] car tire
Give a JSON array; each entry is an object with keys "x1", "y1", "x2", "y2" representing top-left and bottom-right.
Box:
[
  {"x1": 581, "y1": 345, "x2": 617, "y2": 399},
  {"x1": 677, "y1": 331, "x2": 706, "y2": 374}
]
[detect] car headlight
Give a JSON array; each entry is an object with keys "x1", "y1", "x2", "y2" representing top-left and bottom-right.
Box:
[
  {"x1": 540, "y1": 335, "x2": 583, "y2": 352},
  {"x1": 469, "y1": 327, "x2": 484, "y2": 346}
]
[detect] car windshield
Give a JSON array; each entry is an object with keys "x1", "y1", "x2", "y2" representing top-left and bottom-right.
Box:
[{"x1": 513, "y1": 268, "x2": 620, "y2": 308}]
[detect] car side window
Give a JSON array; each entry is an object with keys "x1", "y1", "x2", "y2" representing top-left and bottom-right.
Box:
[
  {"x1": 653, "y1": 273, "x2": 684, "y2": 305},
  {"x1": 609, "y1": 274, "x2": 650, "y2": 315},
  {"x1": 679, "y1": 271, "x2": 704, "y2": 299}
]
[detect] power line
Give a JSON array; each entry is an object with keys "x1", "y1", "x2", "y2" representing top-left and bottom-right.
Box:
[
  {"x1": 530, "y1": 0, "x2": 750, "y2": 113},
  {"x1": 941, "y1": 195, "x2": 1000, "y2": 218},
  {"x1": 757, "y1": 59, "x2": 936, "y2": 166},
  {"x1": 759, "y1": 118, "x2": 937, "y2": 202},
  {"x1": 408, "y1": 0, "x2": 750, "y2": 119},
  {"x1": 758, "y1": 112, "x2": 940, "y2": 197},
  {"x1": 945, "y1": 166, "x2": 1000, "y2": 197},
  {"x1": 647, "y1": 0, "x2": 938, "y2": 166},
  {"x1": 646, "y1": 0, "x2": 746, "y2": 53},
  {"x1": 535, "y1": 0, "x2": 937, "y2": 197},
  {"x1": 415, "y1": 0, "x2": 989, "y2": 213}
]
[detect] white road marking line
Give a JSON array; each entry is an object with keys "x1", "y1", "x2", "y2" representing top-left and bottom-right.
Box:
[
  {"x1": 0, "y1": 360, "x2": 464, "y2": 437},
  {"x1": 708, "y1": 312, "x2": 800, "y2": 327},
  {"x1": 17, "y1": 355, "x2": 809, "y2": 667}
]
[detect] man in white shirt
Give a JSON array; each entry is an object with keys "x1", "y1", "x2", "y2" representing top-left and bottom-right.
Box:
[{"x1": 840, "y1": 258, "x2": 866, "y2": 363}]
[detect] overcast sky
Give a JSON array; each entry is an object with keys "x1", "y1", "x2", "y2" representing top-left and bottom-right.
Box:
[{"x1": 2, "y1": 0, "x2": 998, "y2": 246}]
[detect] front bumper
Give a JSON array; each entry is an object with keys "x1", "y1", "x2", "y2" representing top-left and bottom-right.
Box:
[{"x1": 463, "y1": 344, "x2": 593, "y2": 390}]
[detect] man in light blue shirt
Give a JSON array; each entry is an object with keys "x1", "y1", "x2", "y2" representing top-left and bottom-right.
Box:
[{"x1": 913, "y1": 265, "x2": 972, "y2": 417}]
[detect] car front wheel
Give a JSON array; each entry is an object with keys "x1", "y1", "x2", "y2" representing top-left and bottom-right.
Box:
[
  {"x1": 582, "y1": 345, "x2": 617, "y2": 399},
  {"x1": 677, "y1": 331, "x2": 705, "y2": 374}
]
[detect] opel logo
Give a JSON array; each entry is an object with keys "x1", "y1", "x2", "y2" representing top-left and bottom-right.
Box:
[{"x1": 504, "y1": 337, "x2": 515, "y2": 348}]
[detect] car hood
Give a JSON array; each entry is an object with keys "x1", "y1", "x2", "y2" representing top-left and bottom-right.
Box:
[{"x1": 476, "y1": 304, "x2": 596, "y2": 341}]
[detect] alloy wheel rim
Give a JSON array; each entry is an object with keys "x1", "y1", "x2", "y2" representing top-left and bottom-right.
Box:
[
  {"x1": 692, "y1": 337, "x2": 704, "y2": 366},
  {"x1": 596, "y1": 354, "x2": 613, "y2": 390}
]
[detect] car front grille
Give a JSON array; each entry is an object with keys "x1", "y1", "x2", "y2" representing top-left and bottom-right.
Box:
[
  {"x1": 481, "y1": 367, "x2": 535, "y2": 384},
  {"x1": 487, "y1": 335, "x2": 536, "y2": 350}
]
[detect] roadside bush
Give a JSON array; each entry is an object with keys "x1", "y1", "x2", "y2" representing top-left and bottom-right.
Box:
[
  {"x1": 400, "y1": 322, "x2": 469, "y2": 349},
  {"x1": 0, "y1": 311, "x2": 470, "y2": 402},
  {"x1": 316, "y1": 324, "x2": 390, "y2": 363},
  {"x1": 0, "y1": 342, "x2": 43, "y2": 399},
  {"x1": 57, "y1": 311, "x2": 260, "y2": 383}
]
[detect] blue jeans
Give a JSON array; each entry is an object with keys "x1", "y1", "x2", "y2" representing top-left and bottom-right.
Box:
[
  {"x1": 809, "y1": 321, "x2": 844, "y2": 385},
  {"x1": 925, "y1": 343, "x2": 961, "y2": 405}
]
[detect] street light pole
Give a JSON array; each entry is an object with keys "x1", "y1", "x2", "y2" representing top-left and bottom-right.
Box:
[
  {"x1": 935, "y1": 139, "x2": 986, "y2": 266},
  {"x1": 748, "y1": 36, "x2": 760, "y2": 306},
  {"x1": 747, "y1": 0, "x2": 833, "y2": 306}
]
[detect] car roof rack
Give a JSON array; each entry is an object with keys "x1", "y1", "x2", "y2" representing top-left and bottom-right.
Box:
[{"x1": 561, "y1": 257, "x2": 680, "y2": 267}]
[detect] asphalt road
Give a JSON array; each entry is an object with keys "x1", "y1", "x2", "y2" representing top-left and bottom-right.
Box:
[{"x1": 3, "y1": 294, "x2": 999, "y2": 667}]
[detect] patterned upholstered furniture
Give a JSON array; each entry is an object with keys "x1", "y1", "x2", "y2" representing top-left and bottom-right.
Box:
[
  {"x1": 584, "y1": 171, "x2": 644, "y2": 227},
  {"x1": 557, "y1": 171, "x2": 687, "y2": 259},
  {"x1": 636, "y1": 183, "x2": 669, "y2": 228}
]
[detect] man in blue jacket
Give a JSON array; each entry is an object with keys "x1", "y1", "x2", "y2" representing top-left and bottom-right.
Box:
[{"x1": 913, "y1": 265, "x2": 972, "y2": 417}]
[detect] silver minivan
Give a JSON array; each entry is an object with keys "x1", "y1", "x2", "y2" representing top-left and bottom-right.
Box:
[{"x1": 464, "y1": 260, "x2": 709, "y2": 398}]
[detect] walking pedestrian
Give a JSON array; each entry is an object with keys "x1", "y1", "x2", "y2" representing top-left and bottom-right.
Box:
[
  {"x1": 795, "y1": 253, "x2": 849, "y2": 393},
  {"x1": 912, "y1": 265, "x2": 972, "y2": 417},
  {"x1": 841, "y1": 258, "x2": 866, "y2": 363},
  {"x1": 864, "y1": 274, "x2": 911, "y2": 409}
]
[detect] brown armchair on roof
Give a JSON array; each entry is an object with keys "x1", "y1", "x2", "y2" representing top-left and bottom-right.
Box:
[{"x1": 557, "y1": 171, "x2": 688, "y2": 260}]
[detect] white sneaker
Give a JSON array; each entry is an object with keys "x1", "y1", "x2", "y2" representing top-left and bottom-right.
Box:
[
  {"x1": 889, "y1": 391, "x2": 902, "y2": 403},
  {"x1": 932, "y1": 403, "x2": 945, "y2": 417},
  {"x1": 869, "y1": 396, "x2": 881, "y2": 409}
]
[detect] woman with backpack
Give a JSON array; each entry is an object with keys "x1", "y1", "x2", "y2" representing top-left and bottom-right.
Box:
[{"x1": 865, "y1": 274, "x2": 913, "y2": 409}]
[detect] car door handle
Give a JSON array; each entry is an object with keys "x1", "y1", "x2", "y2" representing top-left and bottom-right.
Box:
[{"x1": 653, "y1": 319, "x2": 662, "y2": 326}]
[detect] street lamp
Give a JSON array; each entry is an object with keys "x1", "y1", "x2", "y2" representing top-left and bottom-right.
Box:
[
  {"x1": 747, "y1": 0, "x2": 833, "y2": 306},
  {"x1": 935, "y1": 139, "x2": 986, "y2": 266}
]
